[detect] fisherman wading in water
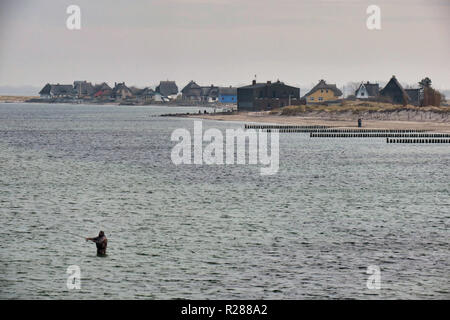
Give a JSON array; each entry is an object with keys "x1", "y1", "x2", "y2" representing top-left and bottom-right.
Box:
[{"x1": 86, "y1": 231, "x2": 107, "y2": 256}]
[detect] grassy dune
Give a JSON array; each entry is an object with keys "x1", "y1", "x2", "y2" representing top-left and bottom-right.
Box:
[
  {"x1": 0, "y1": 95, "x2": 38, "y2": 103},
  {"x1": 272, "y1": 101, "x2": 450, "y2": 116}
]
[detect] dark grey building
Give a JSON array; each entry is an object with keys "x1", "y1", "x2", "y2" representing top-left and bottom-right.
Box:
[
  {"x1": 405, "y1": 88, "x2": 421, "y2": 106},
  {"x1": 39, "y1": 83, "x2": 75, "y2": 98},
  {"x1": 379, "y1": 75, "x2": 409, "y2": 105},
  {"x1": 237, "y1": 80, "x2": 300, "y2": 111},
  {"x1": 156, "y1": 81, "x2": 178, "y2": 97},
  {"x1": 74, "y1": 80, "x2": 94, "y2": 98},
  {"x1": 181, "y1": 81, "x2": 202, "y2": 101}
]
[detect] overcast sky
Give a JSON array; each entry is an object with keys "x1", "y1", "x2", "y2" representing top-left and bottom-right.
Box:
[{"x1": 0, "y1": 0, "x2": 449, "y2": 91}]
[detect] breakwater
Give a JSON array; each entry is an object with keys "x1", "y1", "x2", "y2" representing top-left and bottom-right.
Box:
[
  {"x1": 244, "y1": 124, "x2": 329, "y2": 129},
  {"x1": 310, "y1": 133, "x2": 450, "y2": 138},
  {"x1": 243, "y1": 124, "x2": 450, "y2": 144},
  {"x1": 386, "y1": 138, "x2": 450, "y2": 143}
]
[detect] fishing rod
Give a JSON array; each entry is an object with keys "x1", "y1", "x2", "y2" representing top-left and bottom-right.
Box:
[
  {"x1": 67, "y1": 231, "x2": 112, "y2": 241},
  {"x1": 66, "y1": 231, "x2": 88, "y2": 240}
]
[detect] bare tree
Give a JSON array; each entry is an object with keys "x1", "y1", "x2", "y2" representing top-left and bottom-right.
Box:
[{"x1": 345, "y1": 81, "x2": 360, "y2": 97}]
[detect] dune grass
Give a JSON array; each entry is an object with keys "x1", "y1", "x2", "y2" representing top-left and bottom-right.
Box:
[
  {"x1": 0, "y1": 95, "x2": 38, "y2": 102},
  {"x1": 271, "y1": 101, "x2": 450, "y2": 116}
]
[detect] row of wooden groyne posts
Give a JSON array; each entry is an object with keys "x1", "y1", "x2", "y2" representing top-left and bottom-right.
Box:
[{"x1": 243, "y1": 124, "x2": 450, "y2": 144}]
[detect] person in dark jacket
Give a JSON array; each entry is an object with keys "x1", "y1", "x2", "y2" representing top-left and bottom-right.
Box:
[{"x1": 86, "y1": 231, "x2": 107, "y2": 256}]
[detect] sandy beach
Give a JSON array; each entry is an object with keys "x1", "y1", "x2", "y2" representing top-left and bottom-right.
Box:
[{"x1": 184, "y1": 112, "x2": 450, "y2": 132}]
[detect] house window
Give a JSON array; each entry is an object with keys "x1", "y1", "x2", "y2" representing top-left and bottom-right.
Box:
[
  {"x1": 310, "y1": 97, "x2": 314, "y2": 101},
  {"x1": 326, "y1": 89, "x2": 328, "y2": 93},
  {"x1": 361, "y1": 92, "x2": 365, "y2": 96},
  {"x1": 321, "y1": 89, "x2": 323, "y2": 93},
  {"x1": 318, "y1": 97, "x2": 323, "y2": 101}
]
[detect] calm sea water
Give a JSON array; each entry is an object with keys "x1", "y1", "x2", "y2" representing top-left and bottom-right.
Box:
[{"x1": 0, "y1": 103, "x2": 448, "y2": 299}]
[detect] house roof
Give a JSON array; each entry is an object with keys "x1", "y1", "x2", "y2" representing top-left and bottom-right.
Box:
[
  {"x1": 364, "y1": 83, "x2": 379, "y2": 97},
  {"x1": 40, "y1": 84, "x2": 75, "y2": 96},
  {"x1": 356, "y1": 82, "x2": 379, "y2": 97},
  {"x1": 181, "y1": 80, "x2": 201, "y2": 93},
  {"x1": 219, "y1": 87, "x2": 237, "y2": 95},
  {"x1": 141, "y1": 87, "x2": 155, "y2": 96},
  {"x1": 304, "y1": 80, "x2": 342, "y2": 97},
  {"x1": 94, "y1": 82, "x2": 112, "y2": 92},
  {"x1": 239, "y1": 80, "x2": 300, "y2": 90},
  {"x1": 156, "y1": 81, "x2": 178, "y2": 96},
  {"x1": 238, "y1": 83, "x2": 268, "y2": 89},
  {"x1": 74, "y1": 81, "x2": 94, "y2": 95},
  {"x1": 201, "y1": 86, "x2": 219, "y2": 98},
  {"x1": 39, "y1": 83, "x2": 75, "y2": 96},
  {"x1": 181, "y1": 81, "x2": 222, "y2": 98},
  {"x1": 405, "y1": 88, "x2": 420, "y2": 102},
  {"x1": 129, "y1": 86, "x2": 145, "y2": 95},
  {"x1": 203, "y1": 86, "x2": 218, "y2": 92},
  {"x1": 112, "y1": 82, "x2": 131, "y2": 94},
  {"x1": 380, "y1": 76, "x2": 409, "y2": 98},
  {"x1": 39, "y1": 83, "x2": 51, "y2": 95},
  {"x1": 93, "y1": 83, "x2": 112, "y2": 97}
]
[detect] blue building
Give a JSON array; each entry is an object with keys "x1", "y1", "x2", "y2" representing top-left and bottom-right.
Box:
[{"x1": 218, "y1": 87, "x2": 237, "y2": 103}]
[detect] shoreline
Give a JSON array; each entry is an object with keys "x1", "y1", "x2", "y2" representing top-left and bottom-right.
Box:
[
  {"x1": 0, "y1": 100, "x2": 221, "y2": 109},
  {"x1": 181, "y1": 112, "x2": 450, "y2": 133},
  {"x1": 2, "y1": 99, "x2": 449, "y2": 132}
]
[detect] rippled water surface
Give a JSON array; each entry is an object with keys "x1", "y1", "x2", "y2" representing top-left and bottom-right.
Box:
[{"x1": 0, "y1": 103, "x2": 449, "y2": 299}]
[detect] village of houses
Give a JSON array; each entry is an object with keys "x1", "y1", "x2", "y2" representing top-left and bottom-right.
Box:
[{"x1": 36, "y1": 75, "x2": 444, "y2": 111}]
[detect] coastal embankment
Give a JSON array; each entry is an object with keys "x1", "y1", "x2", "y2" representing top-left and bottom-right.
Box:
[{"x1": 179, "y1": 102, "x2": 450, "y2": 132}]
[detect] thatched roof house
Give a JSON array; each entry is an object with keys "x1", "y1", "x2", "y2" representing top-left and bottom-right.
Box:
[
  {"x1": 111, "y1": 82, "x2": 133, "y2": 100},
  {"x1": 39, "y1": 83, "x2": 75, "y2": 98},
  {"x1": 304, "y1": 80, "x2": 342, "y2": 103},
  {"x1": 355, "y1": 82, "x2": 379, "y2": 99},
  {"x1": 181, "y1": 81, "x2": 202, "y2": 101},
  {"x1": 129, "y1": 86, "x2": 145, "y2": 97},
  {"x1": 379, "y1": 76, "x2": 409, "y2": 105},
  {"x1": 156, "y1": 81, "x2": 178, "y2": 97},
  {"x1": 93, "y1": 82, "x2": 112, "y2": 99},
  {"x1": 74, "y1": 81, "x2": 94, "y2": 97},
  {"x1": 201, "y1": 85, "x2": 219, "y2": 102},
  {"x1": 181, "y1": 81, "x2": 220, "y2": 102},
  {"x1": 93, "y1": 82, "x2": 112, "y2": 92}
]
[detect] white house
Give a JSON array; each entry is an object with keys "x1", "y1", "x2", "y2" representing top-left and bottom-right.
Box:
[{"x1": 355, "y1": 82, "x2": 380, "y2": 99}]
